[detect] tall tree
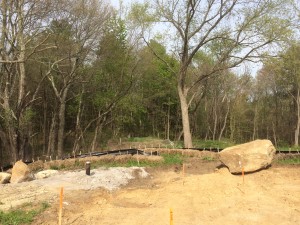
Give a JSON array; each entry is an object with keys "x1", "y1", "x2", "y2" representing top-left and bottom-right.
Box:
[
  {"x1": 77, "y1": 15, "x2": 137, "y2": 152},
  {"x1": 39, "y1": 0, "x2": 111, "y2": 158},
  {"x1": 0, "y1": 0, "x2": 53, "y2": 163},
  {"x1": 139, "y1": 0, "x2": 291, "y2": 148},
  {"x1": 280, "y1": 44, "x2": 300, "y2": 146}
]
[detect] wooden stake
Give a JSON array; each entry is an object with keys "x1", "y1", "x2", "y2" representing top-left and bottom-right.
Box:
[
  {"x1": 182, "y1": 163, "x2": 185, "y2": 185},
  {"x1": 137, "y1": 150, "x2": 140, "y2": 166},
  {"x1": 58, "y1": 187, "x2": 64, "y2": 225},
  {"x1": 170, "y1": 208, "x2": 174, "y2": 225},
  {"x1": 242, "y1": 167, "x2": 245, "y2": 184}
]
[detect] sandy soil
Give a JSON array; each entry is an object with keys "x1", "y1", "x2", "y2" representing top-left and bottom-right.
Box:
[
  {"x1": 32, "y1": 161, "x2": 300, "y2": 225},
  {"x1": 1, "y1": 158, "x2": 299, "y2": 225}
]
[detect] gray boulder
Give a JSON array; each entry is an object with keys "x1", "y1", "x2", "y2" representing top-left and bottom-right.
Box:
[
  {"x1": 0, "y1": 172, "x2": 11, "y2": 184},
  {"x1": 219, "y1": 139, "x2": 276, "y2": 173},
  {"x1": 10, "y1": 160, "x2": 34, "y2": 183}
]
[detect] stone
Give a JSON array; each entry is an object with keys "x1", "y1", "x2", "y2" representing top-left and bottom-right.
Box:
[
  {"x1": 218, "y1": 139, "x2": 276, "y2": 173},
  {"x1": 0, "y1": 172, "x2": 11, "y2": 184},
  {"x1": 35, "y1": 170, "x2": 59, "y2": 179},
  {"x1": 10, "y1": 160, "x2": 34, "y2": 183}
]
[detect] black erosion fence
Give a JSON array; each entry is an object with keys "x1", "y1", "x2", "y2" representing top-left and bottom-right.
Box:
[{"x1": 62, "y1": 147, "x2": 300, "y2": 160}]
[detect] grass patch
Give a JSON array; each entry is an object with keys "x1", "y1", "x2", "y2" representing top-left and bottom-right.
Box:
[
  {"x1": 47, "y1": 153, "x2": 185, "y2": 171},
  {"x1": 126, "y1": 136, "x2": 160, "y2": 142},
  {"x1": 202, "y1": 156, "x2": 215, "y2": 161},
  {"x1": 125, "y1": 160, "x2": 161, "y2": 167},
  {"x1": 91, "y1": 154, "x2": 184, "y2": 168},
  {"x1": 192, "y1": 139, "x2": 234, "y2": 149},
  {"x1": 162, "y1": 153, "x2": 184, "y2": 165},
  {"x1": 276, "y1": 157, "x2": 300, "y2": 165},
  {"x1": 277, "y1": 148, "x2": 300, "y2": 152},
  {"x1": 0, "y1": 201, "x2": 50, "y2": 225},
  {"x1": 49, "y1": 164, "x2": 66, "y2": 170}
]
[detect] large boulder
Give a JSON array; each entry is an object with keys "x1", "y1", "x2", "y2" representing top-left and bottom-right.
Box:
[
  {"x1": 0, "y1": 172, "x2": 11, "y2": 184},
  {"x1": 10, "y1": 160, "x2": 34, "y2": 183},
  {"x1": 219, "y1": 139, "x2": 276, "y2": 173}
]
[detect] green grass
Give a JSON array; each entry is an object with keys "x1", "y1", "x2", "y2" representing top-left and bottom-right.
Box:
[
  {"x1": 48, "y1": 153, "x2": 186, "y2": 171},
  {"x1": 50, "y1": 164, "x2": 66, "y2": 170},
  {"x1": 277, "y1": 148, "x2": 300, "y2": 152},
  {"x1": 276, "y1": 157, "x2": 300, "y2": 165},
  {"x1": 162, "y1": 153, "x2": 184, "y2": 165},
  {"x1": 192, "y1": 139, "x2": 234, "y2": 149},
  {"x1": 126, "y1": 136, "x2": 160, "y2": 142},
  {"x1": 202, "y1": 156, "x2": 215, "y2": 161},
  {"x1": 0, "y1": 202, "x2": 50, "y2": 225},
  {"x1": 98, "y1": 154, "x2": 184, "y2": 168}
]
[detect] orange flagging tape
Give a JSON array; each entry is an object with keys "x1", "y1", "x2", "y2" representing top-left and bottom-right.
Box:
[{"x1": 182, "y1": 163, "x2": 185, "y2": 185}]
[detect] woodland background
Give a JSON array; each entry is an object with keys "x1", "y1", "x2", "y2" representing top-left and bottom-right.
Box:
[{"x1": 0, "y1": 0, "x2": 300, "y2": 166}]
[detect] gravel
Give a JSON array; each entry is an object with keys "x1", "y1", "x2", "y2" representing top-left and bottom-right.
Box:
[
  {"x1": 32, "y1": 167, "x2": 149, "y2": 191},
  {"x1": 0, "y1": 167, "x2": 149, "y2": 210}
]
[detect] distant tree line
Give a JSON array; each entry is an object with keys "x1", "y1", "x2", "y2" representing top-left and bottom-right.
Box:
[{"x1": 0, "y1": 0, "x2": 299, "y2": 166}]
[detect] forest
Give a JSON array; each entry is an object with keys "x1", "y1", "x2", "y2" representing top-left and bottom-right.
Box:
[{"x1": 0, "y1": 0, "x2": 299, "y2": 166}]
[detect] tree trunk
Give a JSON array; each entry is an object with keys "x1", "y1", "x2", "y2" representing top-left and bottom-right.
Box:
[
  {"x1": 47, "y1": 114, "x2": 57, "y2": 157},
  {"x1": 43, "y1": 89, "x2": 48, "y2": 155},
  {"x1": 57, "y1": 100, "x2": 66, "y2": 158},
  {"x1": 17, "y1": 18, "x2": 27, "y2": 160},
  {"x1": 72, "y1": 87, "x2": 84, "y2": 154},
  {"x1": 218, "y1": 100, "x2": 230, "y2": 141},
  {"x1": 177, "y1": 84, "x2": 193, "y2": 148},
  {"x1": 90, "y1": 112, "x2": 105, "y2": 152},
  {"x1": 252, "y1": 104, "x2": 258, "y2": 140},
  {"x1": 294, "y1": 89, "x2": 300, "y2": 146},
  {"x1": 230, "y1": 112, "x2": 235, "y2": 142},
  {"x1": 212, "y1": 97, "x2": 218, "y2": 141}
]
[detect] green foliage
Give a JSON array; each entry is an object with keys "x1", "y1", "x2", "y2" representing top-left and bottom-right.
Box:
[
  {"x1": 128, "y1": 2, "x2": 156, "y2": 27},
  {"x1": 20, "y1": 108, "x2": 36, "y2": 126}
]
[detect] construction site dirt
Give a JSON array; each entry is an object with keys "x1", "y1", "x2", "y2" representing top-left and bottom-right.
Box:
[{"x1": 1, "y1": 157, "x2": 299, "y2": 225}]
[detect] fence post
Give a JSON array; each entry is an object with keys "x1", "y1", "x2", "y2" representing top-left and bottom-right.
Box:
[{"x1": 85, "y1": 161, "x2": 91, "y2": 175}]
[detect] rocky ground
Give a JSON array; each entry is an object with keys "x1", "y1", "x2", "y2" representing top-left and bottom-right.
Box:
[{"x1": 1, "y1": 156, "x2": 299, "y2": 225}]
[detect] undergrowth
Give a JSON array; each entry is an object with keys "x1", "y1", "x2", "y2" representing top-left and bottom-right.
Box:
[{"x1": 49, "y1": 153, "x2": 185, "y2": 171}]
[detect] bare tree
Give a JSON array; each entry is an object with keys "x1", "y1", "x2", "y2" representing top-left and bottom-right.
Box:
[
  {"x1": 44, "y1": 0, "x2": 112, "y2": 158},
  {"x1": 147, "y1": 0, "x2": 291, "y2": 148},
  {"x1": 0, "y1": 0, "x2": 53, "y2": 163}
]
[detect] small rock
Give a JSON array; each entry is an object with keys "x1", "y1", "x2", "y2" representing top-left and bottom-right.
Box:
[
  {"x1": 10, "y1": 160, "x2": 34, "y2": 183},
  {"x1": 35, "y1": 170, "x2": 59, "y2": 179},
  {"x1": 0, "y1": 172, "x2": 11, "y2": 184}
]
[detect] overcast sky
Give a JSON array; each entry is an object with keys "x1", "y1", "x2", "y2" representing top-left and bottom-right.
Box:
[{"x1": 108, "y1": 0, "x2": 262, "y2": 76}]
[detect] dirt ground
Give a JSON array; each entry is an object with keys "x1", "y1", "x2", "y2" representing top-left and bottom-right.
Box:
[{"x1": 1, "y1": 157, "x2": 300, "y2": 225}]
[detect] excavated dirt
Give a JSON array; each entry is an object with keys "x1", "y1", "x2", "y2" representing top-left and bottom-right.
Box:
[{"x1": 1, "y1": 157, "x2": 300, "y2": 225}]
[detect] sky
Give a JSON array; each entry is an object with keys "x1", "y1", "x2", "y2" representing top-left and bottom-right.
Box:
[{"x1": 109, "y1": 0, "x2": 263, "y2": 77}]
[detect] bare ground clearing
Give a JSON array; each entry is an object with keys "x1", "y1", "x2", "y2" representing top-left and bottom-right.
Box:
[{"x1": 1, "y1": 157, "x2": 300, "y2": 225}]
